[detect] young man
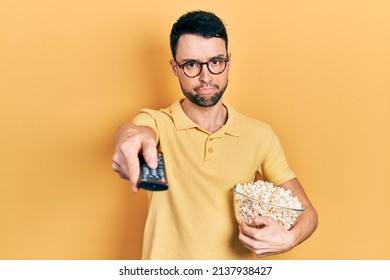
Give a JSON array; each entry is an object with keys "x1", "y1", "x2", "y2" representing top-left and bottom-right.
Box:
[{"x1": 112, "y1": 10, "x2": 318, "y2": 259}]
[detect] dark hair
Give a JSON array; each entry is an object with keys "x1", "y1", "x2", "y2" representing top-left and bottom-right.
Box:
[{"x1": 170, "y1": 10, "x2": 228, "y2": 59}]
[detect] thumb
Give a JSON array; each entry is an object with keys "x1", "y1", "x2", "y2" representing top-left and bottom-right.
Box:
[{"x1": 144, "y1": 147, "x2": 158, "y2": 169}]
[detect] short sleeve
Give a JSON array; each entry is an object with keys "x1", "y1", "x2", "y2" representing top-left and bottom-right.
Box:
[
  {"x1": 260, "y1": 128, "x2": 296, "y2": 185},
  {"x1": 131, "y1": 109, "x2": 160, "y2": 143}
]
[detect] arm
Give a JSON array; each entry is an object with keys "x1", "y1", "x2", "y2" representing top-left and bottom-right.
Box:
[
  {"x1": 238, "y1": 177, "x2": 318, "y2": 258},
  {"x1": 112, "y1": 122, "x2": 158, "y2": 192}
]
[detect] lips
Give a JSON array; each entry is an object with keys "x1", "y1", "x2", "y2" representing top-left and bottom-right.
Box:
[{"x1": 195, "y1": 85, "x2": 219, "y2": 95}]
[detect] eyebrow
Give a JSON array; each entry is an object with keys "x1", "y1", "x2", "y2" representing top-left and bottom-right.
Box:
[{"x1": 180, "y1": 54, "x2": 226, "y2": 64}]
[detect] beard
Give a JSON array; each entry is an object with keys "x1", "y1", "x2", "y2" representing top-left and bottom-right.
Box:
[{"x1": 179, "y1": 80, "x2": 228, "y2": 107}]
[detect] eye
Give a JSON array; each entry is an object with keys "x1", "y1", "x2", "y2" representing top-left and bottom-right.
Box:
[
  {"x1": 210, "y1": 58, "x2": 222, "y2": 65},
  {"x1": 185, "y1": 62, "x2": 198, "y2": 69}
]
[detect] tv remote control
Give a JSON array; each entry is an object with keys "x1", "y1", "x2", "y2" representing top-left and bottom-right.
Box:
[{"x1": 138, "y1": 152, "x2": 168, "y2": 191}]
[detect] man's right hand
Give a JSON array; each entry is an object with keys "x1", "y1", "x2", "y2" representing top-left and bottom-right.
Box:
[{"x1": 112, "y1": 124, "x2": 158, "y2": 192}]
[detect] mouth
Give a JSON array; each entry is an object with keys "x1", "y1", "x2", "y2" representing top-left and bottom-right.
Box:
[{"x1": 195, "y1": 86, "x2": 218, "y2": 95}]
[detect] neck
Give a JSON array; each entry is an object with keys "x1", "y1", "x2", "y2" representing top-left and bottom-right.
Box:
[{"x1": 181, "y1": 99, "x2": 227, "y2": 133}]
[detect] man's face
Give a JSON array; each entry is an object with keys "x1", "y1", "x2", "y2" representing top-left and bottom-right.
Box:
[{"x1": 170, "y1": 34, "x2": 230, "y2": 107}]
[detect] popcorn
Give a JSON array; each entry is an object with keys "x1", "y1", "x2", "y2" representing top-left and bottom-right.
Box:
[{"x1": 233, "y1": 180, "x2": 304, "y2": 230}]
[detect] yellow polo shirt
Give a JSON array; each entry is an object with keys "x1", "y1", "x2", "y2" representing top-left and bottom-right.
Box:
[{"x1": 132, "y1": 100, "x2": 296, "y2": 259}]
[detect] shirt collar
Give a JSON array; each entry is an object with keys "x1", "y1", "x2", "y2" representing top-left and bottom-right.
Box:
[{"x1": 167, "y1": 100, "x2": 240, "y2": 137}]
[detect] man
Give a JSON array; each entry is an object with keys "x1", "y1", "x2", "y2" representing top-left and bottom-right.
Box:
[{"x1": 112, "y1": 10, "x2": 318, "y2": 259}]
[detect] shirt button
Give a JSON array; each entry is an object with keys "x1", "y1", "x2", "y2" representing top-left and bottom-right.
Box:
[{"x1": 208, "y1": 147, "x2": 213, "y2": 153}]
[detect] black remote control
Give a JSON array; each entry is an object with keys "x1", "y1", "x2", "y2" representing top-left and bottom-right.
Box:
[{"x1": 138, "y1": 152, "x2": 168, "y2": 191}]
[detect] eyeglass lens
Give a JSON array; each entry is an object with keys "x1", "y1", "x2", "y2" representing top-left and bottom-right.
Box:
[{"x1": 182, "y1": 58, "x2": 228, "y2": 78}]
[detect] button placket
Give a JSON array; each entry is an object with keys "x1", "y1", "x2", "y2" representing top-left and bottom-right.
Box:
[{"x1": 204, "y1": 136, "x2": 218, "y2": 163}]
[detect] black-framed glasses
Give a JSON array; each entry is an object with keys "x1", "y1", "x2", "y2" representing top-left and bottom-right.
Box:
[{"x1": 176, "y1": 56, "x2": 230, "y2": 78}]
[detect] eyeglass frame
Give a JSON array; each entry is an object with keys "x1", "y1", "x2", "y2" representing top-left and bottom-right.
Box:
[{"x1": 175, "y1": 55, "x2": 230, "y2": 78}]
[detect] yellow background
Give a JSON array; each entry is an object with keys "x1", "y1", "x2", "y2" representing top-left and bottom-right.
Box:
[{"x1": 1, "y1": 0, "x2": 389, "y2": 259}]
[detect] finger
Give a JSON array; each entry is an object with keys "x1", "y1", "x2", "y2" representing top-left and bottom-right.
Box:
[
  {"x1": 126, "y1": 151, "x2": 141, "y2": 193},
  {"x1": 238, "y1": 222, "x2": 269, "y2": 245},
  {"x1": 254, "y1": 215, "x2": 276, "y2": 227},
  {"x1": 119, "y1": 141, "x2": 141, "y2": 192},
  {"x1": 238, "y1": 230, "x2": 255, "y2": 250},
  {"x1": 238, "y1": 226, "x2": 273, "y2": 258},
  {"x1": 238, "y1": 225, "x2": 265, "y2": 253},
  {"x1": 239, "y1": 221, "x2": 259, "y2": 237},
  {"x1": 112, "y1": 152, "x2": 130, "y2": 180},
  {"x1": 112, "y1": 161, "x2": 129, "y2": 180},
  {"x1": 141, "y1": 139, "x2": 158, "y2": 169},
  {"x1": 112, "y1": 160, "x2": 120, "y2": 172}
]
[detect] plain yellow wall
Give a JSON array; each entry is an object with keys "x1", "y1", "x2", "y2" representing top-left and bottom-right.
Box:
[{"x1": 1, "y1": 0, "x2": 389, "y2": 259}]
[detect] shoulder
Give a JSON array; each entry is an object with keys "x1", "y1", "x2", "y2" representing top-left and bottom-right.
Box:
[
  {"x1": 135, "y1": 101, "x2": 177, "y2": 119},
  {"x1": 226, "y1": 104, "x2": 274, "y2": 134}
]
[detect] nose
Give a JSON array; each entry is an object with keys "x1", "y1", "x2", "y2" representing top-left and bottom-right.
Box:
[{"x1": 198, "y1": 64, "x2": 212, "y2": 83}]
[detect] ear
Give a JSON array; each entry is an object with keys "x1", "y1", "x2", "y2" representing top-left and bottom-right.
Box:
[
  {"x1": 169, "y1": 59, "x2": 179, "y2": 77},
  {"x1": 227, "y1": 52, "x2": 232, "y2": 71}
]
